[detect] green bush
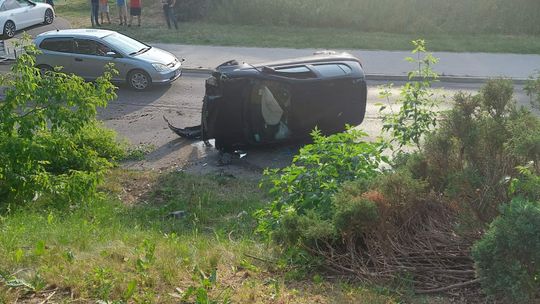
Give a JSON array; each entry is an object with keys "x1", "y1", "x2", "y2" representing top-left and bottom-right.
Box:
[
  {"x1": 472, "y1": 199, "x2": 540, "y2": 303},
  {"x1": 419, "y1": 79, "x2": 540, "y2": 222},
  {"x1": 333, "y1": 184, "x2": 378, "y2": 238},
  {"x1": 255, "y1": 128, "x2": 387, "y2": 242},
  {"x1": 0, "y1": 41, "x2": 121, "y2": 208},
  {"x1": 524, "y1": 72, "x2": 540, "y2": 111}
]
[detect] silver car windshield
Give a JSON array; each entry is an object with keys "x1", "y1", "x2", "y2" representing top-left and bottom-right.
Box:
[{"x1": 102, "y1": 33, "x2": 151, "y2": 56}]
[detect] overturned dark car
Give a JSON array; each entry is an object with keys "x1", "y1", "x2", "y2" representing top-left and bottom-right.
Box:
[{"x1": 167, "y1": 52, "x2": 367, "y2": 151}]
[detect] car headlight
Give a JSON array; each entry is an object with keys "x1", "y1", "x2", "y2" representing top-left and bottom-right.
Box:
[{"x1": 152, "y1": 63, "x2": 171, "y2": 72}]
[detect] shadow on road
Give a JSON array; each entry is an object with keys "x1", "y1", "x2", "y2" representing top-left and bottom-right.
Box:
[{"x1": 99, "y1": 84, "x2": 171, "y2": 119}]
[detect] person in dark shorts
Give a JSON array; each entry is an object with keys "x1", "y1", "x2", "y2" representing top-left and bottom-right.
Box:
[
  {"x1": 128, "y1": 0, "x2": 141, "y2": 27},
  {"x1": 90, "y1": 0, "x2": 100, "y2": 27},
  {"x1": 162, "y1": 0, "x2": 178, "y2": 29}
]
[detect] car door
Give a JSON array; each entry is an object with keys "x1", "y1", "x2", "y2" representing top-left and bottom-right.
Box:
[
  {"x1": 1, "y1": 0, "x2": 27, "y2": 28},
  {"x1": 17, "y1": 0, "x2": 41, "y2": 26},
  {"x1": 72, "y1": 38, "x2": 114, "y2": 80},
  {"x1": 37, "y1": 37, "x2": 77, "y2": 74}
]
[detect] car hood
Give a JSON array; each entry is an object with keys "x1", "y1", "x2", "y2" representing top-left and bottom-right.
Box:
[{"x1": 133, "y1": 47, "x2": 178, "y2": 65}]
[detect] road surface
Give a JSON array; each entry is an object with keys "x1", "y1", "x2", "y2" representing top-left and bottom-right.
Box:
[{"x1": 100, "y1": 73, "x2": 531, "y2": 178}]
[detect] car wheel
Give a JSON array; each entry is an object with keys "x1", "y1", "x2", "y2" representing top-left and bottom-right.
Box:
[
  {"x1": 127, "y1": 70, "x2": 151, "y2": 90},
  {"x1": 3, "y1": 21, "x2": 15, "y2": 39},
  {"x1": 44, "y1": 9, "x2": 54, "y2": 25},
  {"x1": 37, "y1": 64, "x2": 53, "y2": 75}
]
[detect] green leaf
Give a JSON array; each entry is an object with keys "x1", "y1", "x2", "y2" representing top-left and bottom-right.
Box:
[{"x1": 34, "y1": 240, "x2": 45, "y2": 256}]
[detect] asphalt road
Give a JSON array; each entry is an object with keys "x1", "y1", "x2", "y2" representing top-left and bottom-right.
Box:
[{"x1": 101, "y1": 73, "x2": 531, "y2": 178}]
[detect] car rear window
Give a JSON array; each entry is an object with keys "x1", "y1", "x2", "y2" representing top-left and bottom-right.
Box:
[
  {"x1": 273, "y1": 66, "x2": 316, "y2": 79},
  {"x1": 39, "y1": 38, "x2": 74, "y2": 53},
  {"x1": 312, "y1": 63, "x2": 352, "y2": 77}
]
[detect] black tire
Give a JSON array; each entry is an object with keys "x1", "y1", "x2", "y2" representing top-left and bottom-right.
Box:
[
  {"x1": 3, "y1": 21, "x2": 15, "y2": 39},
  {"x1": 127, "y1": 69, "x2": 151, "y2": 91},
  {"x1": 44, "y1": 9, "x2": 54, "y2": 25},
  {"x1": 37, "y1": 64, "x2": 53, "y2": 75}
]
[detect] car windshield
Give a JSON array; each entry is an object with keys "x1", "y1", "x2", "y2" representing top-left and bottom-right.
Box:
[{"x1": 102, "y1": 32, "x2": 150, "y2": 56}]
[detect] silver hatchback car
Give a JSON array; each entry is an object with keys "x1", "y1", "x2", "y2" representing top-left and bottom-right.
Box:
[{"x1": 34, "y1": 29, "x2": 183, "y2": 90}]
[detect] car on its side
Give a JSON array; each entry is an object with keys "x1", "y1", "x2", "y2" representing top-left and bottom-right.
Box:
[
  {"x1": 166, "y1": 52, "x2": 367, "y2": 152},
  {"x1": 34, "y1": 29, "x2": 183, "y2": 90},
  {"x1": 0, "y1": 0, "x2": 54, "y2": 38}
]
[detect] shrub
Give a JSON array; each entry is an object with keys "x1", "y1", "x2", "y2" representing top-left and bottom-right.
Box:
[
  {"x1": 379, "y1": 40, "x2": 440, "y2": 150},
  {"x1": 255, "y1": 128, "x2": 387, "y2": 242},
  {"x1": 420, "y1": 79, "x2": 540, "y2": 222},
  {"x1": 472, "y1": 199, "x2": 540, "y2": 303},
  {"x1": 524, "y1": 71, "x2": 540, "y2": 111},
  {"x1": 0, "y1": 40, "x2": 121, "y2": 208}
]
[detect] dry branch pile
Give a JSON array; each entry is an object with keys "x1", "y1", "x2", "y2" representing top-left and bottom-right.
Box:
[{"x1": 310, "y1": 195, "x2": 482, "y2": 297}]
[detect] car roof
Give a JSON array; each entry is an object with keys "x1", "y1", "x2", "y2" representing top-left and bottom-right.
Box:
[
  {"x1": 256, "y1": 52, "x2": 361, "y2": 68},
  {"x1": 216, "y1": 52, "x2": 364, "y2": 77},
  {"x1": 35, "y1": 29, "x2": 116, "y2": 40}
]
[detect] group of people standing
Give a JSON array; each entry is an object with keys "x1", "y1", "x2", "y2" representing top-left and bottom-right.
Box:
[
  {"x1": 90, "y1": 0, "x2": 141, "y2": 27},
  {"x1": 89, "y1": 0, "x2": 178, "y2": 29}
]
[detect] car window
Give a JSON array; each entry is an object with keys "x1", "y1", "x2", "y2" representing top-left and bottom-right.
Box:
[
  {"x1": 273, "y1": 66, "x2": 316, "y2": 79},
  {"x1": 39, "y1": 38, "x2": 74, "y2": 53},
  {"x1": 312, "y1": 63, "x2": 352, "y2": 77},
  {"x1": 16, "y1": 0, "x2": 31, "y2": 7},
  {"x1": 0, "y1": 0, "x2": 21, "y2": 10},
  {"x1": 102, "y1": 32, "x2": 149, "y2": 55},
  {"x1": 74, "y1": 39, "x2": 111, "y2": 56}
]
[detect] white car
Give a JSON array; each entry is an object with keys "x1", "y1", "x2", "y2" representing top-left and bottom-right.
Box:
[{"x1": 0, "y1": 0, "x2": 54, "y2": 38}]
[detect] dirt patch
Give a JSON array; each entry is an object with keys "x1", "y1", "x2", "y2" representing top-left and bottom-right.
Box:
[{"x1": 101, "y1": 169, "x2": 159, "y2": 205}]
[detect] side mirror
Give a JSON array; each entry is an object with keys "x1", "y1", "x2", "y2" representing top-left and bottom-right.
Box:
[
  {"x1": 181, "y1": 58, "x2": 186, "y2": 62},
  {"x1": 106, "y1": 51, "x2": 122, "y2": 58}
]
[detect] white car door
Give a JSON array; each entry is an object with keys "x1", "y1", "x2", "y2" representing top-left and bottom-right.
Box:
[
  {"x1": 0, "y1": 0, "x2": 27, "y2": 28},
  {"x1": 17, "y1": 0, "x2": 41, "y2": 26}
]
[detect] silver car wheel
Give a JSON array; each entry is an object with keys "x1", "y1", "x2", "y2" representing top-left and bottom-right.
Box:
[
  {"x1": 3, "y1": 21, "x2": 15, "y2": 38},
  {"x1": 44, "y1": 9, "x2": 54, "y2": 24},
  {"x1": 129, "y1": 70, "x2": 150, "y2": 90}
]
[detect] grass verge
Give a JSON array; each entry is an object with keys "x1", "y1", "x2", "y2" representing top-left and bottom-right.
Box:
[
  {"x1": 52, "y1": 0, "x2": 540, "y2": 54},
  {"x1": 0, "y1": 169, "x2": 401, "y2": 303}
]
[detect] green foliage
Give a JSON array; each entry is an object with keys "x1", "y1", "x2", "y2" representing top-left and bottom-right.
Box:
[
  {"x1": 524, "y1": 71, "x2": 540, "y2": 111},
  {"x1": 0, "y1": 39, "x2": 121, "y2": 208},
  {"x1": 379, "y1": 40, "x2": 440, "y2": 150},
  {"x1": 333, "y1": 183, "x2": 379, "y2": 237},
  {"x1": 472, "y1": 199, "x2": 540, "y2": 303},
  {"x1": 418, "y1": 79, "x2": 540, "y2": 221},
  {"x1": 509, "y1": 165, "x2": 540, "y2": 202},
  {"x1": 255, "y1": 128, "x2": 387, "y2": 242},
  {"x1": 179, "y1": 267, "x2": 231, "y2": 304},
  {"x1": 90, "y1": 266, "x2": 115, "y2": 300},
  {"x1": 208, "y1": 0, "x2": 540, "y2": 35},
  {"x1": 173, "y1": 0, "x2": 210, "y2": 21},
  {"x1": 371, "y1": 170, "x2": 427, "y2": 208}
]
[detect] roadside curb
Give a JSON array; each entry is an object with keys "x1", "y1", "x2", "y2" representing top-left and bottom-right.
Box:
[{"x1": 182, "y1": 68, "x2": 529, "y2": 84}]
